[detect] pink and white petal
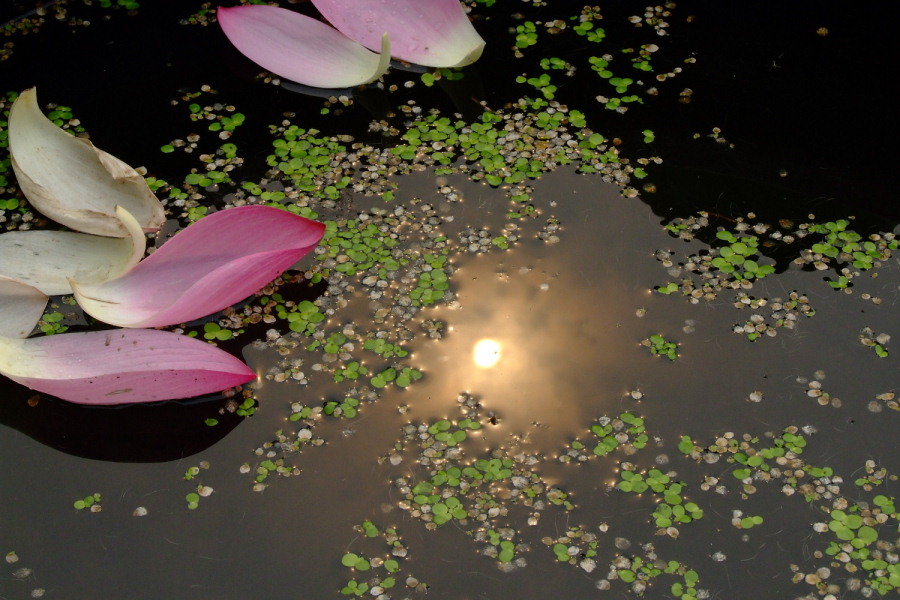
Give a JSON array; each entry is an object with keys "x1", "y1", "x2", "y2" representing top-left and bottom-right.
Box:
[
  {"x1": 218, "y1": 5, "x2": 390, "y2": 88},
  {"x1": 0, "y1": 329, "x2": 255, "y2": 405},
  {"x1": 311, "y1": 0, "x2": 484, "y2": 67},
  {"x1": 0, "y1": 277, "x2": 48, "y2": 338},
  {"x1": 72, "y1": 205, "x2": 325, "y2": 328},
  {"x1": 8, "y1": 88, "x2": 165, "y2": 237},
  {"x1": 0, "y1": 205, "x2": 145, "y2": 296}
]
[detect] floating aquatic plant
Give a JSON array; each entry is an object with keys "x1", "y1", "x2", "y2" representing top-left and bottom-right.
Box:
[{"x1": 643, "y1": 333, "x2": 678, "y2": 360}]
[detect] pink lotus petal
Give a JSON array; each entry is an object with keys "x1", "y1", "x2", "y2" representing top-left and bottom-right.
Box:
[
  {"x1": 0, "y1": 329, "x2": 254, "y2": 405},
  {"x1": 0, "y1": 276, "x2": 48, "y2": 338},
  {"x1": 218, "y1": 5, "x2": 391, "y2": 88},
  {"x1": 311, "y1": 0, "x2": 485, "y2": 67},
  {"x1": 72, "y1": 206, "x2": 325, "y2": 328}
]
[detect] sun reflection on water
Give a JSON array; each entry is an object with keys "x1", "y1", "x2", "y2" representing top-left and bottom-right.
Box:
[{"x1": 473, "y1": 338, "x2": 502, "y2": 368}]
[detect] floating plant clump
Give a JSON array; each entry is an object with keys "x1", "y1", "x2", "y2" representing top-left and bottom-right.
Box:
[{"x1": 655, "y1": 211, "x2": 895, "y2": 341}]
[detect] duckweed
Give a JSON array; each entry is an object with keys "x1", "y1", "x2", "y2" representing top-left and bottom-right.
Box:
[{"x1": 73, "y1": 493, "x2": 101, "y2": 512}]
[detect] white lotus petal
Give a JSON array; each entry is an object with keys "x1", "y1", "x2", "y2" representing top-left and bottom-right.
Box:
[
  {"x1": 8, "y1": 88, "x2": 165, "y2": 237},
  {"x1": 0, "y1": 276, "x2": 48, "y2": 338},
  {"x1": 0, "y1": 205, "x2": 145, "y2": 295}
]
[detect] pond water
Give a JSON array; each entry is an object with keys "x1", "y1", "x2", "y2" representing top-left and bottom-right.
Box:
[{"x1": 1, "y1": 2, "x2": 897, "y2": 600}]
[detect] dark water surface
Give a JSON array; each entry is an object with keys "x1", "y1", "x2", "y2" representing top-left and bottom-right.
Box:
[{"x1": 1, "y1": 2, "x2": 897, "y2": 600}]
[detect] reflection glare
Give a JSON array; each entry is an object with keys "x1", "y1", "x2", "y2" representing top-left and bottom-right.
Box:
[{"x1": 473, "y1": 339, "x2": 502, "y2": 368}]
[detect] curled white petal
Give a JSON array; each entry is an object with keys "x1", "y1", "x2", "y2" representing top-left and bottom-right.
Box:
[{"x1": 8, "y1": 88, "x2": 165, "y2": 237}]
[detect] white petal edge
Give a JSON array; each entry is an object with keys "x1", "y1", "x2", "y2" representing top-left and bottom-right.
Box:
[
  {"x1": 0, "y1": 205, "x2": 146, "y2": 296},
  {"x1": 8, "y1": 88, "x2": 165, "y2": 237},
  {"x1": 0, "y1": 276, "x2": 48, "y2": 338}
]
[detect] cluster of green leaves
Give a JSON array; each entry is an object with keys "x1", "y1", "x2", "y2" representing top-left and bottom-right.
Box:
[
  {"x1": 308, "y1": 331, "x2": 349, "y2": 355},
  {"x1": 183, "y1": 462, "x2": 209, "y2": 480},
  {"x1": 339, "y1": 521, "x2": 417, "y2": 597},
  {"x1": 96, "y1": 0, "x2": 140, "y2": 9},
  {"x1": 419, "y1": 67, "x2": 464, "y2": 87},
  {"x1": 645, "y1": 333, "x2": 678, "y2": 360},
  {"x1": 396, "y1": 109, "x2": 581, "y2": 185},
  {"x1": 618, "y1": 468, "x2": 704, "y2": 527},
  {"x1": 73, "y1": 493, "x2": 101, "y2": 511},
  {"x1": 808, "y1": 219, "x2": 897, "y2": 271},
  {"x1": 735, "y1": 514, "x2": 764, "y2": 529},
  {"x1": 332, "y1": 361, "x2": 367, "y2": 383},
  {"x1": 184, "y1": 491, "x2": 203, "y2": 510},
  {"x1": 323, "y1": 397, "x2": 360, "y2": 418},
  {"x1": 424, "y1": 418, "x2": 481, "y2": 450},
  {"x1": 484, "y1": 529, "x2": 517, "y2": 563},
  {"x1": 370, "y1": 366, "x2": 422, "y2": 389},
  {"x1": 823, "y1": 499, "x2": 898, "y2": 594},
  {"x1": 201, "y1": 321, "x2": 234, "y2": 341},
  {"x1": 362, "y1": 337, "x2": 408, "y2": 359},
  {"x1": 680, "y1": 426, "x2": 898, "y2": 592},
  {"x1": 235, "y1": 396, "x2": 257, "y2": 417},
  {"x1": 267, "y1": 126, "x2": 352, "y2": 199},
  {"x1": 574, "y1": 129, "x2": 621, "y2": 174},
  {"x1": 572, "y1": 20, "x2": 606, "y2": 42},
  {"x1": 394, "y1": 409, "x2": 568, "y2": 539},
  {"x1": 711, "y1": 230, "x2": 776, "y2": 280},
  {"x1": 253, "y1": 458, "x2": 283, "y2": 484},
  {"x1": 144, "y1": 175, "x2": 188, "y2": 202},
  {"x1": 514, "y1": 21, "x2": 538, "y2": 48},
  {"x1": 730, "y1": 432, "x2": 806, "y2": 481},
  {"x1": 316, "y1": 218, "x2": 401, "y2": 278},
  {"x1": 185, "y1": 102, "x2": 245, "y2": 134},
  {"x1": 410, "y1": 252, "x2": 450, "y2": 306},
  {"x1": 589, "y1": 412, "x2": 648, "y2": 456},
  {"x1": 38, "y1": 310, "x2": 68, "y2": 335},
  {"x1": 515, "y1": 72, "x2": 557, "y2": 100},
  {"x1": 266, "y1": 296, "x2": 324, "y2": 335},
  {"x1": 616, "y1": 557, "x2": 701, "y2": 599},
  {"x1": 184, "y1": 169, "x2": 230, "y2": 190},
  {"x1": 407, "y1": 456, "x2": 520, "y2": 528}
]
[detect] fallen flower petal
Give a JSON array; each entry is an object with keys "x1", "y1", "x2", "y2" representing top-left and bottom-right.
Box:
[
  {"x1": 72, "y1": 205, "x2": 325, "y2": 328},
  {"x1": 0, "y1": 329, "x2": 255, "y2": 405},
  {"x1": 0, "y1": 277, "x2": 48, "y2": 339},
  {"x1": 8, "y1": 88, "x2": 165, "y2": 237},
  {"x1": 0, "y1": 205, "x2": 145, "y2": 296},
  {"x1": 218, "y1": 5, "x2": 391, "y2": 89},
  {"x1": 312, "y1": 0, "x2": 485, "y2": 67}
]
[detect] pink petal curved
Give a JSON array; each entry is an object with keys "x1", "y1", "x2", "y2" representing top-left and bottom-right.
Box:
[
  {"x1": 218, "y1": 5, "x2": 390, "y2": 88},
  {"x1": 72, "y1": 206, "x2": 325, "y2": 328},
  {"x1": 311, "y1": 0, "x2": 485, "y2": 67},
  {"x1": 0, "y1": 329, "x2": 254, "y2": 405}
]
